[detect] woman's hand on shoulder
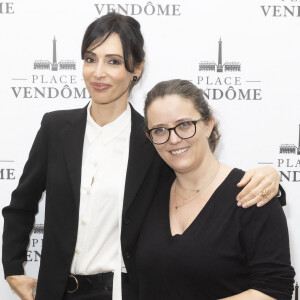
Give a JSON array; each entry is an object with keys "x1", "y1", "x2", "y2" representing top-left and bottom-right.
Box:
[
  {"x1": 235, "y1": 166, "x2": 280, "y2": 208},
  {"x1": 6, "y1": 275, "x2": 37, "y2": 300}
]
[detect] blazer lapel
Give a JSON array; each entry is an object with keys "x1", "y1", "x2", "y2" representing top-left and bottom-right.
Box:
[
  {"x1": 60, "y1": 106, "x2": 87, "y2": 209},
  {"x1": 59, "y1": 104, "x2": 155, "y2": 213},
  {"x1": 122, "y1": 105, "x2": 156, "y2": 216}
]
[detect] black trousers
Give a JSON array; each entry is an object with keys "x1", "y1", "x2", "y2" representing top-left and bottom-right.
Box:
[
  {"x1": 62, "y1": 272, "x2": 128, "y2": 300},
  {"x1": 63, "y1": 288, "x2": 112, "y2": 300}
]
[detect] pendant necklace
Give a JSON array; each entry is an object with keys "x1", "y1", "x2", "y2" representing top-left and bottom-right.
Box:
[{"x1": 174, "y1": 161, "x2": 221, "y2": 210}]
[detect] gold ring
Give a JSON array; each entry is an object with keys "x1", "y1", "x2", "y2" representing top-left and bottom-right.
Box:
[
  {"x1": 67, "y1": 275, "x2": 79, "y2": 293},
  {"x1": 259, "y1": 189, "x2": 270, "y2": 199}
]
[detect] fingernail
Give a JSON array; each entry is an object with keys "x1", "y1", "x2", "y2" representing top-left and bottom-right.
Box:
[
  {"x1": 236, "y1": 197, "x2": 240, "y2": 201},
  {"x1": 242, "y1": 203, "x2": 247, "y2": 208},
  {"x1": 257, "y1": 202, "x2": 262, "y2": 207},
  {"x1": 237, "y1": 202, "x2": 242, "y2": 206}
]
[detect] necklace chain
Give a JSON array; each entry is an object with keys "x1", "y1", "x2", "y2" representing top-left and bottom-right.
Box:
[{"x1": 174, "y1": 161, "x2": 221, "y2": 210}]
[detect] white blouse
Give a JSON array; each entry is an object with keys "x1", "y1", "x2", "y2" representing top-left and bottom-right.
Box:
[{"x1": 70, "y1": 101, "x2": 131, "y2": 300}]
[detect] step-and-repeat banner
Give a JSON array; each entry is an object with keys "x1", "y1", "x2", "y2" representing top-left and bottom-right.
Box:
[{"x1": 0, "y1": 0, "x2": 299, "y2": 298}]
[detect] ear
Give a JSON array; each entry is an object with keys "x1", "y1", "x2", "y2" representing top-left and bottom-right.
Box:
[
  {"x1": 206, "y1": 116, "x2": 215, "y2": 139},
  {"x1": 145, "y1": 131, "x2": 151, "y2": 141},
  {"x1": 134, "y1": 61, "x2": 144, "y2": 79}
]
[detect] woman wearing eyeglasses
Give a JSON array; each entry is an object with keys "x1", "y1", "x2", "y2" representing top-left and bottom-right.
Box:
[{"x1": 135, "y1": 79, "x2": 295, "y2": 300}]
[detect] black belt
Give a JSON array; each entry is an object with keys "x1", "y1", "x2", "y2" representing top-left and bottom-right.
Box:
[{"x1": 66, "y1": 272, "x2": 128, "y2": 294}]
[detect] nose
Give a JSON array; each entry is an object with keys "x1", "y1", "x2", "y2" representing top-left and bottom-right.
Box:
[
  {"x1": 168, "y1": 129, "x2": 182, "y2": 144},
  {"x1": 93, "y1": 61, "x2": 106, "y2": 79}
]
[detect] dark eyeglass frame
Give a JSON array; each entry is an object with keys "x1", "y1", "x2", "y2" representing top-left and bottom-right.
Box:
[{"x1": 147, "y1": 117, "x2": 205, "y2": 145}]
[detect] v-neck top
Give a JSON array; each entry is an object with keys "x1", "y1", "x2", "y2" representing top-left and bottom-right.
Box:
[{"x1": 135, "y1": 168, "x2": 294, "y2": 300}]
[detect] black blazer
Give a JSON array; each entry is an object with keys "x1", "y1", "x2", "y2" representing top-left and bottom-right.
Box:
[{"x1": 2, "y1": 104, "x2": 171, "y2": 300}]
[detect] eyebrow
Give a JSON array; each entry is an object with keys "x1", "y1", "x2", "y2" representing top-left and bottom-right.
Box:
[
  {"x1": 106, "y1": 54, "x2": 124, "y2": 59},
  {"x1": 84, "y1": 51, "x2": 124, "y2": 59},
  {"x1": 84, "y1": 51, "x2": 96, "y2": 57},
  {"x1": 151, "y1": 118, "x2": 193, "y2": 128}
]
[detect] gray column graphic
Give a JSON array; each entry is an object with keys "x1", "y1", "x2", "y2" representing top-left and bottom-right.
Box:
[
  {"x1": 217, "y1": 38, "x2": 223, "y2": 72},
  {"x1": 52, "y1": 36, "x2": 58, "y2": 71}
]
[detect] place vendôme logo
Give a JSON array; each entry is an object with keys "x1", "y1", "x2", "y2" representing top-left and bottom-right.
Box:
[
  {"x1": 0, "y1": 2, "x2": 14, "y2": 14},
  {"x1": 11, "y1": 37, "x2": 89, "y2": 100},
  {"x1": 259, "y1": 125, "x2": 300, "y2": 183},
  {"x1": 196, "y1": 38, "x2": 262, "y2": 101},
  {"x1": 94, "y1": 2, "x2": 181, "y2": 16},
  {"x1": 0, "y1": 160, "x2": 15, "y2": 181},
  {"x1": 27, "y1": 224, "x2": 44, "y2": 263},
  {"x1": 261, "y1": 0, "x2": 300, "y2": 17}
]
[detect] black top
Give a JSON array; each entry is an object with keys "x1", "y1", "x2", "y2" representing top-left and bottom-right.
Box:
[{"x1": 135, "y1": 169, "x2": 295, "y2": 300}]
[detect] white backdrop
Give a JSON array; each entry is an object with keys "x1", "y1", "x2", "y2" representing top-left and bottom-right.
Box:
[{"x1": 0, "y1": 0, "x2": 299, "y2": 298}]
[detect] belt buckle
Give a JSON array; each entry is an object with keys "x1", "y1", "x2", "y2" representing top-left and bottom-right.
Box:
[{"x1": 67, "y1": 275, "x2": 79, "y2": 293}]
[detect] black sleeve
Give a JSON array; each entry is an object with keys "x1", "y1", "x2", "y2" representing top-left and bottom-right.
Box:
[
  {"x1": 2, "y1": 114, "x2": 48, "y2": 278},
  {"x1": 239, "y1": 198, "x2": 295, "y2": 299},
  {"x1": 278, "y1": 184, "x2": 286, "y2": 206}
]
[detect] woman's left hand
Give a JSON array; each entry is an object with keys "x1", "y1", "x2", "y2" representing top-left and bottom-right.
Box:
[{"x1": 236, "y1": 166, "x2": 280, "y2": 208}]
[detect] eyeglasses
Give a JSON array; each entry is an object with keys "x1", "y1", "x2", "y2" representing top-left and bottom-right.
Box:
[{"x1": 147, "y1": 117, "x2": 205, "y2": 145}]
